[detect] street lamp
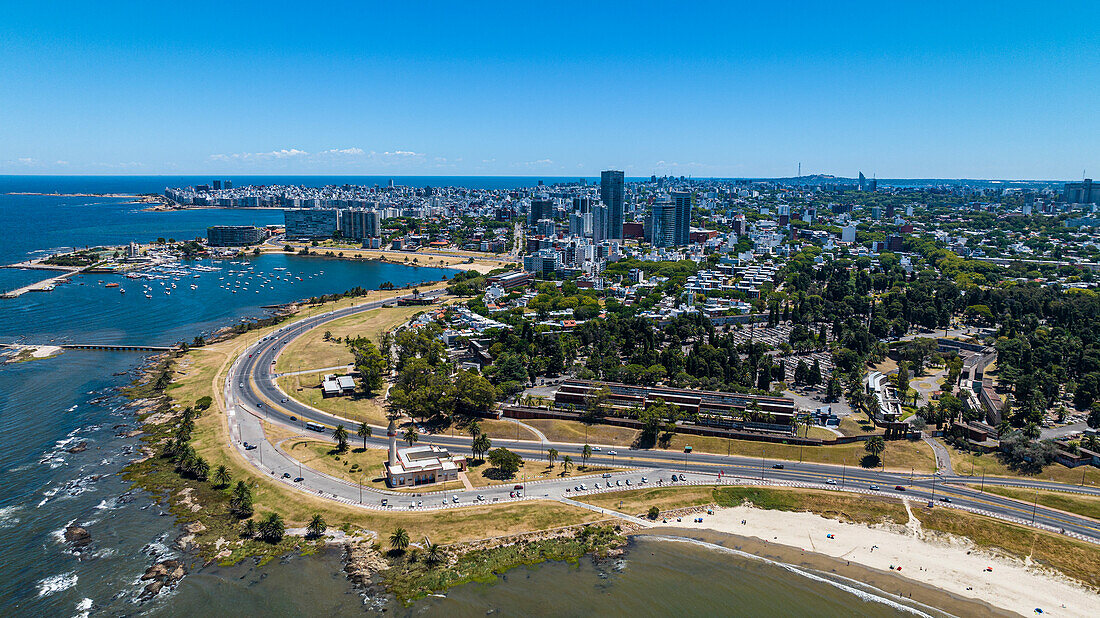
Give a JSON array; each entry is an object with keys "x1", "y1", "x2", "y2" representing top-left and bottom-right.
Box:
[{"x1": 760, "y1": 447, "x2": 765, "y2": 480}]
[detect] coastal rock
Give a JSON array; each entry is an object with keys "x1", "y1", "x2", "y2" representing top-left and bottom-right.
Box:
[
  {"x1": 67, "y1": 441, "x2": 88, "y2": 453},
  {"x1": 343, "y1": 540, "x2": 390, "y2": 588},
  {"x1": 139, "y1": 559, "x2": 185, "y2": 599},
  {"x1": 64, "y1": 525, "x2": 93, "y2": 548},
  {"x1": 184, "y1": 521, "x2": 206, "y2": 534}
]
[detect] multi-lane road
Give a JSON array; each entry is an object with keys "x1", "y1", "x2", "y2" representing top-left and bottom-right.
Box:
[{"x1": 222, "y1": 293, "x2": 1100, "y2": 543}]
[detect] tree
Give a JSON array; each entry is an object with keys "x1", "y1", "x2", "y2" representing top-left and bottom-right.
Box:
[
  {"x1": 389, "y1": 527, "x2": 410, "y2": 552},
  {"x1": 454, "y1": 371, "x2": 499, "y2": 415},
  {"x1": 895, "y1": 362, "x2": 910, "y2": 399},
  {"x1": 1089, "y1": 403, "x2": 1100, "y2": 430},
  {"x1": 213, "y1": 464, "x2": 231, "y2": 488},
  {"x1": 404, "y1": 426, "x2": 419, "y2": 447},
  {"x1": 230, "y1": 481, "x2": 254, "y2": 518},
  {"x1": 352, "y1": 339, "x2": 387, "y2": 395},
  {"x1": 865, "y1": 435, "x2": 886, "y2": 464},
  {"x1": 357, "y1": 422, "x2": 372, "y2": 449},
  {"x1": 307, "y1": 514, "x2": 327, "y2": 539},
  {"x1": 487, "y1": 447, "x2": 523, "y2": 475},
  {"x1": 258, "y1": 512, "x2": 285, "y2": 543},
  {"x1": 647, "y1": 506, "x2": 660, "y2": 520},
  {"x1": 561, "y1": 454, "x2": 573, "y2": 474},
  {"x1": 195, "y1": 395, "x2": 213, "y2": 411},
  {"x1": 425, "y1": 542, "x2": 443, "y2": 566},
  {"x1": 581, "y1": 444, "x2": 592, "y2": 468},
  {"x1": 467, "y1": 419, "x2": 482, "y2": 438},
  {"x1": 332, "y1": 424, "x2": 349, "y2": 453},
  {"x1": 241, "y1": 519, "x2": 256, "y2": 538},
  {"x1": 547, "y1": 447, "x2": 558, "y2": 468},
  {"x1": 471, "y1": 433, "x2": 491, "y2": 460}
]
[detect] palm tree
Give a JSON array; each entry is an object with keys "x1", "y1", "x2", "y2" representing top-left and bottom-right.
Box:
[
  {"x1": 389, "y1": 527, "x2": 410, "y2": 552},
  {"x1": 467, "y1": 419, "x2": 482, "y2": 438},
  {"x1": 357, "y1": 422, "x2": 372, "y2": 449},
  {"x1": 213, "y1": 465, "x2": 231, "y2": 488},
  {"x1": 547, "y1": 447, "x2": 558, "y2": 468},
  {"x1": 561, "y1": 455, "x2": 573, "y2": 474},
  {"x1": 472, "y1": 433, "x2": 491, "y2": 461},
  {"x1": 425, "y1": 542, "x2": 443, "y2": 566},
  {"x1": 307, "y1": 514, "x2": 327, "y2": 538},
  {"x1": 581, "y1": 444, "x2": 592, "y2": 468},
  {"x1": 404, "y1": 426, "x2": 419, "y2": 447},
  {"x1": 258, "y1": 512, "x2": 285, "y2": 542},
  {"x1": 865, "y1": 435, "x2": 886, "y2": 468},
  {"x1": 332, "y1": 424, "x2": 349, "y2": 452}
]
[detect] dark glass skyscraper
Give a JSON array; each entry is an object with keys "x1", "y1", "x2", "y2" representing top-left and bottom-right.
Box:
[{"x1": 600, "y1": 170, "x2": 624, "y2": 240}]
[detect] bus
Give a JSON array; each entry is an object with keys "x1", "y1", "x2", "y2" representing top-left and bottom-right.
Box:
[{"x1": 305, "y1": 421, "x2": 326, "y2": 433}]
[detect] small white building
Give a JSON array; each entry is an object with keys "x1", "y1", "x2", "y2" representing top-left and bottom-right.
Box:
[
  {"x1": 384, "y1": 419, "x2": 467, "y2": 487},
  {"x1": 321, "y1": 374, "x2": 356, "y2": 397}
]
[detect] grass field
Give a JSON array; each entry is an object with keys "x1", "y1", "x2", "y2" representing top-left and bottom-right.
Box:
[
  {"x1": 943, "y1": 441, "x2": 1100, "y2": 488},
  {"x1": 974, "y1": 484, "x2": 1100, "y2": 521},
  {"x1": 276, "y1": 375, "x2": 391, "y2": 425},
  {"x1": 522, "y1": 418, "x2": 936, "y2": 472},
  {"x1": 274, "y1": 304, "x2": 429, "y2": 373}
]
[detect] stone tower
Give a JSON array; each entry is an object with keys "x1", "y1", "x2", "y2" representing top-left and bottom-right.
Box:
[{"x1": 387, "y1": 418, "x2": 398, "y2": 468}]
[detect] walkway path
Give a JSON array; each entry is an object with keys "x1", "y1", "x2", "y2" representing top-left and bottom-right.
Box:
[{"x1": 923, "y1": 436, "x2": 953, "y2": 474}]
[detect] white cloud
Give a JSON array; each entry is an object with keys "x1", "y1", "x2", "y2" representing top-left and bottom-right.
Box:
[{"x1": 17, "y1": 157, "x2": 35, "y2": 164}]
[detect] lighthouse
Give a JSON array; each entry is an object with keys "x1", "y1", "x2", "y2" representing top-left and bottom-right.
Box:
[{"x1": 387, "y1": 417, "x2": 398, "y2": 468}]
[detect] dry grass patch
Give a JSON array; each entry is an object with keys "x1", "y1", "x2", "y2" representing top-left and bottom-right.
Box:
[
  {"x1": 274, "y1": 304, "x2": 428, "y2": 373},
  {"x1": 275, "y1": 376, "x2": 390, "y2": 425},
  {"x1": 944, "y1": 441, "x2": 1100, "y2": 487},
  {"x1": 975, "y1": 485, "x2": 1100, "y2": 521}
]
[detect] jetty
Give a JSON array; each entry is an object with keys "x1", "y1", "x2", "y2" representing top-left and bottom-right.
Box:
[
  {"x1": 0, "y1": 270, "x2": 80, "y2": 298},
  {"x1": 1, "y1": 342, "x2": 175, "y2": 353}
]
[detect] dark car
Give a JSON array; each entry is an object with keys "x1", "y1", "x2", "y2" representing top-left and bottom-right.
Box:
[
  {"x1": 895, "y1": 485, "x2": 906, "y2": 491},
  {"x1": 772, "y1": 464, "x2": 785, "y2": 469}
]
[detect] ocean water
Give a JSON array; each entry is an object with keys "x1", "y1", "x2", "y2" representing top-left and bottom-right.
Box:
[
  {"x1": 0, "y1": 189, "x2": 454, "y2": 615},
  {"x1": 0, "y1": 181, "x2": 933, "y2": 616}
]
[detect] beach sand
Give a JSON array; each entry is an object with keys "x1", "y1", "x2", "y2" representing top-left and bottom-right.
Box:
[{"x1": 653, "y1": 502, "x2": 1099, "y2": 617}]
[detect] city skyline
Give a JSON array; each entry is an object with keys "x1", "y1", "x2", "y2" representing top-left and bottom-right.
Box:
[{"x1": 2, "y1": 1, "x2": 1098, "y2": 179}]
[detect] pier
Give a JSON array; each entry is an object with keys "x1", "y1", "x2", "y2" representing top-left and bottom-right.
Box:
[
  {"x1": 61, "y1": 343, "x2": 175, "y2": 352},
  {"x1": 0, "y1": 270, "x2": 80, "y2": 298}
]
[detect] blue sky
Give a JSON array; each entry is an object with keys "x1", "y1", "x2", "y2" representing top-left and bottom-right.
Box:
[{"x1": 1, "y1": 1, "x2": 1097, "y2": 179}]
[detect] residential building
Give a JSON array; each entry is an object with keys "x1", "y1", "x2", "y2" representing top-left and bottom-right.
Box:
[
  {"x1": 600, "y1": 170, "x2": 624, "y2": 240},
  {"x1": 206, "y1": 225, "x2": 266, "y2": 247},
  {"x1": 284, "y1": 209, "x2": 339, "y2": 239}
]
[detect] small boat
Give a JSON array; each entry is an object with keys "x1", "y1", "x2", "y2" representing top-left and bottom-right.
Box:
[
  {"x1": 119, "y1": 288, "x2": 126, "y2": 294},
  {"x1": 105, "y1": 282, "x2": 119, "y2": 288}
]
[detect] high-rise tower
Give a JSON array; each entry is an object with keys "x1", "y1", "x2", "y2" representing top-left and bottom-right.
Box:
[{"x1": 600, "y1": 170, "x2": 624, "y2": 240}]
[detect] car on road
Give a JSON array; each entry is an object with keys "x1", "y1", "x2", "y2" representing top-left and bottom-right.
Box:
[
  {"x1": 684, "y1": 445, "x2": 693, "y2": 453},
  {"x1": 281, "y1": 398, "x2": 288, "y2": 403},
  {"x1": 293, "y1": 477, "x2": 303, "y2": 483},
  {"x1": 602, "y1": 473, "x2": 612, "y2": 478},
  {"x1": 593, "y1": 446, "x2": 601, "y2": 451},
  {"x1": 940, "y1": 497, "x2": 952, "y2": 503},
  {"x1": 772, "y1": 464, "x2": 785, "y2": 469},
  {"x1": 625, "y1": 479, "x2": 631, "y2": 486},
  {"x1": 239, "y1": 382, "x2": 244, "y2": 388},
  {"x1": 894, "y1": 485, "x2": 906, "y2": 491},
  {"x1": 290, "y1": 416, "x2": 297, "y2": 421},
  {"x1": 476, "y1": 494, "x2": 484, "y2": 501},
  {"x1": 869, "y1": 485, "x2": 880, "y2": 491},
  {"x1": 452, "y1": 495, "x2": 459, "y2": 503},
  {"x1": 616, "y1": 480, "x2": 622, "y2": 486},
  {"x1": 825, "y1": 479, "x2": 837, "y2": 485},
  {"x1": 514, "y1": 484, "x2": 523, "y2": 490},
  {"x1": 281, "y1": 472, "x2": 291, "y2": 479},
  {"x1": 580, "y1": 483, "x2": 587, "y2": 490},
  {"x1": 608, "y1": 450, "x2": 617, "y2": 456},
  {"x1": 256, "y1": 402, "x2": 262, "y2": 408},
  {"x1": 640, "y1": 477, "x2": 647, "y2": 483},
  {"x1": 381, "y1": 499, "x2": 388, "y2": 506}
]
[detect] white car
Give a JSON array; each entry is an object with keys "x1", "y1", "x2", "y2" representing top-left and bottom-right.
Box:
[{"x1": 452, "y1": 495, "x2": 459, "y2": 503}]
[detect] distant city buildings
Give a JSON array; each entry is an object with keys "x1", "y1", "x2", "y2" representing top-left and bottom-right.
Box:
[{"x1": 1064, "y1": 179, "x2": 1098, "y2": 205}]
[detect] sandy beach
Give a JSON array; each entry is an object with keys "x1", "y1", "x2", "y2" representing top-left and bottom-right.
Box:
[{"x1": 654, "y1": 503, "x2": 1099, "y2": 617}]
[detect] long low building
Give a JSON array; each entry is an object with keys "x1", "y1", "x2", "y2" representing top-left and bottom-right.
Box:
[{"x1": 554, "y1": 379, "x2": 796, "y2": 431}]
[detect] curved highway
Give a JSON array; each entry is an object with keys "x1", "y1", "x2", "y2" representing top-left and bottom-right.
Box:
[{"x1": 222, "y1": 294, "x2": 1100, "y2": 543}]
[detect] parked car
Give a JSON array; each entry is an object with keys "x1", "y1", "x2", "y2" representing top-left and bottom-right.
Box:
[
  {"x1": 869, "y1": 484, "x2": 880, "y2": 491},
  {"x1": 940, "y1": 497, "x2": 952, "y2": 503},
  {"x1": 452, "y1": 495, "x2": 459, "y2": 503}
]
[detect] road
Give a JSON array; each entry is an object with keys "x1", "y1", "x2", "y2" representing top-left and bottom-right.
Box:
[{"x1": 222, "y1": 294, "x2": 1100, "y2": 543}]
